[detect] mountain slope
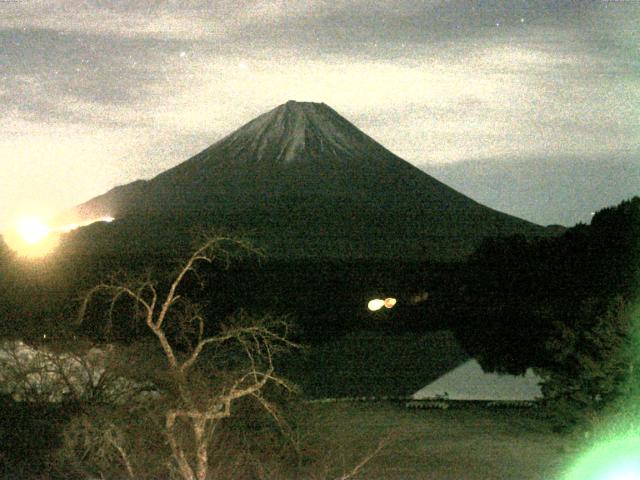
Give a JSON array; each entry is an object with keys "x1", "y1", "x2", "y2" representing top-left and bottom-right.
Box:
[{"x1": 62, "y1": 101, "x2": 547, "y2": 260}]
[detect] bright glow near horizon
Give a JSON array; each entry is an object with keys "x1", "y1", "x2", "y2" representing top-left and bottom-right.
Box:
[
  {"x1": 4, "y1": 215, "x2": 115, "y2": 258},
  {"x1": 5, "y1": 216, "x2": 58, "y2": 258},
  {"x1": 55, "y1": 216, "x2": 114, "y2": 233},
  {"x1": 16, "y1": 217, "x2": 49, "y2": 245}
]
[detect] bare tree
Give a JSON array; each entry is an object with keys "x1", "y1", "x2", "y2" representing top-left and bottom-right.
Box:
[{"x1": 78, "y1": 236, "x2": 299, "y2": 480}]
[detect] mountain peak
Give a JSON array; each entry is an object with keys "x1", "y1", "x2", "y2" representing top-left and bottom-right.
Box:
[
  {"x1": 200, "y1": 100, "x2": 380, "y2": 166},
  {"x1": 64, "y1": 101, "x2": 545, "y2": 260},
  {"x1": 279, "y1": 100, "x2": 329, "y2": 115},
  {"x1": 284, "y1": 99, "x2": 324, "y2": 107},
  {"x1": 268, "y1": 99, "x2": 331, "y2": 125}
]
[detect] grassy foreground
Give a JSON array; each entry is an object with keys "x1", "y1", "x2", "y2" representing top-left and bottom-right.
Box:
[
  {"x1": 302, "y1": 401, "x2": 575, "y2": 480},
  {"x1": 1, "y1": 395, "x2": 581, "y2": 479}
]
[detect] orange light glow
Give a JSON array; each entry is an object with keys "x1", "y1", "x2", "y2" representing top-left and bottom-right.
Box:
[
  {"x1": 55, "y1": 215, "x2": 114, "y2": 233},
  {"x1": 4, "y1": 216, "x2": 59, "y2": 258},
  {"x1": 17, "y1": 217, "x2": 49, "y2": 244},
  {"x1": 367, "y1": 297, "x2": 398, "y2": 312},
  {"x1": 384, "y1": 297, "x2": 397, "y2": 309},
  {"x1": 4, "y1": 214, "x2": 115, "y2": 258}
]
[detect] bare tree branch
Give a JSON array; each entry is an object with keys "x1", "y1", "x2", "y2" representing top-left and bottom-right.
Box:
[
  {"x1": 335, "y1": 434, "x2": 393, "y2": 480},
  {"x1": 73, "y1": 235, "x2": 298, "y2": 480}
]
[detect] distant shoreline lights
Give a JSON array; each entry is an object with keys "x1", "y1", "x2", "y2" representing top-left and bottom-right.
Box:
[{"x1": 367, "y1": 297, "x2": 397, "y2": 312}]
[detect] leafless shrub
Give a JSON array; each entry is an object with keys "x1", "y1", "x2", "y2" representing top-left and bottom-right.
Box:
[
  {"x1": 0, "y1": 338, "x2": 149, "y2": 404},
  {"x1": 74, "y1": 235, "x2": 299, "y2": 480}
]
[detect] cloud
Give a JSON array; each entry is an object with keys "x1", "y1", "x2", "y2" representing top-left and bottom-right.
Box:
[
  {"x1": 0, "y1": 0, "x2": 350, "y2": 40},
  {"x1": 0, "y1": 0, "x2": 637, "y2": 227},
  {"x1": 0, "y1": 0, "x2": 598, "y2": 42}
]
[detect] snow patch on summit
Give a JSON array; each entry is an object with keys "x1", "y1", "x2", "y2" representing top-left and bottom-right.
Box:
[{"x1": 212, "y1": 101, "x2": 386, "y2": 166}]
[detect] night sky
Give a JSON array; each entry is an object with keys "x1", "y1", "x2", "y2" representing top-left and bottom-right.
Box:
[{"x1": 1, "y1": 0, "x2": 638, "y2": 229}]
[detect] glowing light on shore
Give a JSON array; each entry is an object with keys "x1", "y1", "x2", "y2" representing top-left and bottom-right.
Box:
[
  {"x1": 368, "y1": 299, "x2": 385, "y2": 311},
  {"x1": 367, "y1": 297, "x2": 398, "y2": 312},
  {"x1": 384, "y1": 297, "x2": 397, "y2": 308}
]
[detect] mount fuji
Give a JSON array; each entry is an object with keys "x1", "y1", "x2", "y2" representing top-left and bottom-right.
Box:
[{"x1": 62, "y1": 101, "x2": 547, "y2": 260}]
